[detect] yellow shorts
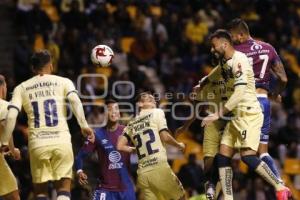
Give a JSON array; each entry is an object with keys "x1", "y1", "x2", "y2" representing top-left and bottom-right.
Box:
[
  {"x1": 137, "y1": 165, "x2": 185, "y2": 200},
  {"x1": 29, "y1": 143, "x2": 74, "y2": 183},
  {"x1": 0, "y1": 154, "x2": 18, "y2": 196},
  {"x1": 221, "y1": 112, "x2": 263, "y2": 151},
  {"x1": 203, "y1": 120, "x2": 227, "y2": 158}
]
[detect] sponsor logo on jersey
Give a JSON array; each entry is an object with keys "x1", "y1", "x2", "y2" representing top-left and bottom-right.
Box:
[
  {"x1": 250, "y1": 42, "x2": 263, "y2": 51},
  {"x1": 108, "y1": 151, "x2": 123, "y2": 169}
]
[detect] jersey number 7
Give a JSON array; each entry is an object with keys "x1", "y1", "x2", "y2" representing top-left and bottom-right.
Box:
[{"x1": 248, "y1": 54, "x2": 269, "y2": 79}]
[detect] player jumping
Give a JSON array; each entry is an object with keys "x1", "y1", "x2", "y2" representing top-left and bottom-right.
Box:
[
  {"x1": 176, "y1": 72, "x2": 230, "y2": 200},
  {"x1": 201, "y1": 29, "x2": 291, "y2": 200},
  {"x1": 228, "y1": 18, "x2": 288, "y2": 183}
]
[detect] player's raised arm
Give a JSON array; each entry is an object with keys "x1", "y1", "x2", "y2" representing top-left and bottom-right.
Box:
[
  {"x1": 159, "y1": 129, "x2": 185, "y2": 151},
  {"x1": 1, "y1": 86, "x2": 23, "y2": 146},
  {"x1": 201, "y1": 56, "x2": 248, "y2": 127},
  {"x1": 196, "y1": 65, "x2": 220, "y2": 91},
  {"x1": 270, "y1": 57, "x2": 288, "y2": 98},
  {"x1": 65, "y1": 79, "x2": 94, "y2": 141},
  {"x1": 156, "y1": 109, "x2": 185, "y2": 151},
  {"x1": 117, "y1": 129, "x2": 136, "y2": 153}
]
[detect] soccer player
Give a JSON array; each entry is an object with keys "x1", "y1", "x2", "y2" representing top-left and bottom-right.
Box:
[
  {"x1": 201, "y1": 30, "x2": 291, "y2": 200},
  {"x1": 227, "y1": 18, "x2": 288, "y2": 182},
  {"x1": 176, "y1": 73, "x2": 230, "y2": 200},
  {"x1": 0, "y1": 75, "x2": 20, "y2": 200},
  {"x1": 75, "y1": 99, "x2": 136, "y2": 200},
  {"x1": 117, "y1": 92, "x2": 186, "y2": 200},
  {"x1": 0, "y1": 50, "x2": 94, "y2": 200}
]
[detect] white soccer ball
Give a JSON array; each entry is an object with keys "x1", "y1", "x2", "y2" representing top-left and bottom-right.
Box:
[{"x1": 91, "y1": 45, "x2": 114, "y2": 67}]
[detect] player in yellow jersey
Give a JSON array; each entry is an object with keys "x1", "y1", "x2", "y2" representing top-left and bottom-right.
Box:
[
  {"x1": 201, "y1": 30, "x2": 291, "y2": 200},
  {"x1": 0, "y1": 50, "x2": 94, "y2": 200},
  {"x1": 176, "y1": 66, "x2": 232, "y2": 200},
  {"x1": 117, "y1": 92, "x2": 186, "y2": 200},
  {"x1": 0, "y1": 75, "x2": 20, "y2": 200}
]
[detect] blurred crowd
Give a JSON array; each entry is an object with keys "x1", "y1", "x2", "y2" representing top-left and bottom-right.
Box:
[{"x1": 4, "y1": 0, "x2": 300, "y2": 199}]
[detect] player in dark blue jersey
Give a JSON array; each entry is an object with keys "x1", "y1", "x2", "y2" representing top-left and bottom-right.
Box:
[{"x1": 75, "y1": 99, "x2": 135, "y2": 200}]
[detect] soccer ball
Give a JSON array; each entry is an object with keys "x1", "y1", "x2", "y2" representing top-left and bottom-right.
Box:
[{"x1": 91, "y1": 45, "x2": 114, "y2": 67}]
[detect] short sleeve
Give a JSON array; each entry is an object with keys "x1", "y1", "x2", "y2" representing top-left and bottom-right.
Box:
[
  {"x1": 64, "y1": 78, "x2": 77, "y2": 97},
  {"x1": 270, "y1": 46, "x2": 282, "y2": 65},
  {"x1": 9, "y1": 85, "x2": 23, "y2": 112},
  {"x1": 232, "y1": 56, "x2": 249, "y2": 87},
  {"x1": 122, "y1": 126, "x2": 131, "y2": 142},
  {"x1": 0, "y1": 100, "x2": 9, "y2": 121},
  {"x1": 157, "y1": 109, "x2": 168, "y2": 133}
]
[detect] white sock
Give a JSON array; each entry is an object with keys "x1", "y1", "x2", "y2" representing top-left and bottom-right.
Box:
[
  {"x1": 219, "y1": 167, "x2": 233, "y2": 200},
  {"x1": 57, "y1": 195, "x2": 70, "y2": 200}
]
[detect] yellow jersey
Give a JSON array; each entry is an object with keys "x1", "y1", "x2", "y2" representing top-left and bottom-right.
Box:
[
  {"x1": 221, "y1": 51, "x2": 261, "y2": 114},
  {"x1": 196, "y1": 66, "x2": 234, "y2": 113},
  {"x1": 0, "y1": 99, "x2": 8, "y2": 122},
  {"x1": 9, "y1": 74, "x2": 77, "y2": 149},
  {"x1": 123, "y1": 108, "x2": 169, "y2": 174}
]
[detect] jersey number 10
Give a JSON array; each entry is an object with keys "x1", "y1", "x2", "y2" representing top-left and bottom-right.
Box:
[{"x1": 31, "y1": 99, "x2": 58, "y2": 128}]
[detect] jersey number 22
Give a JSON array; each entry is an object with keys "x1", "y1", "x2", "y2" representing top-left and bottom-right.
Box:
[{"x1": 133, "y1": 129, "x2": 159, "y2": 159}]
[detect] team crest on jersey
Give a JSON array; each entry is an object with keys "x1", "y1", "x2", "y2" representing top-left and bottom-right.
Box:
[
  {"x1": 101, "y1": 139, "x2": 108, "y2": 145},
  {"x1": 250, "y1": 42, "x2": 263, "y2": 51},
  {"x1": 235, "y1": 63, "x2": 243, "y2": 78}
]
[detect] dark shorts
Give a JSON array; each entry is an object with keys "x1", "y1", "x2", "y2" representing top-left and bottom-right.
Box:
[
  {"x1": 92, "y1": 188, "x2": 136, "y2": 200},
  {"x1": 258, "y1": 96, "x2": 271, "y2": 144}
]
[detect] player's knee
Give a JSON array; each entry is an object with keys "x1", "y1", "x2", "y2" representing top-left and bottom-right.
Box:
[
  {"x1": 216, "y1": 154, "x2": 231, "y2": 168},
  {"x1": 57, "y1": 191, "x2": 71, "y2": 200},
  {"x1": 241, "y1": 155, "x2": 261, "y2": 170}
]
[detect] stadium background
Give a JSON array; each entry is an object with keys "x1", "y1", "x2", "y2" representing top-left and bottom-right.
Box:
[{"x1": 0, "y1": 0, "x2": 300, "y2": 199}]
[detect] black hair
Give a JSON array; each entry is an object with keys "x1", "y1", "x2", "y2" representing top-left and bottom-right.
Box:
[
  {"x1": 227, "y1": 18, "x2": 250, "y2": 34},
  {"x1": 209, "y1": 29, "x2": 233, "y2": 45},
  {"x1": 0, "y1": 75, "x2": 5, "y2": 86},
  {"x1": 105, "y1": 99, "x2": 118, "y2": 105},
  {"x1": 135, "y1": 91, "x2": 153, "y2": 103},
  {"x1": 30, "y1": 50, "x2": 51, "y2": 71}
]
